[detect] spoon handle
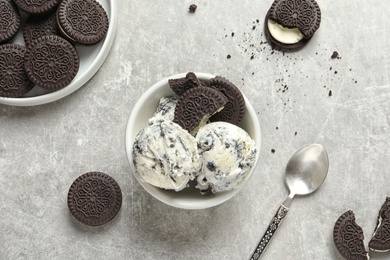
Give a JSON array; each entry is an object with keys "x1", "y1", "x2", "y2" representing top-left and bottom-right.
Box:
[{"x1": 250, "y1": 204, "x2": 290, "y2": 260}]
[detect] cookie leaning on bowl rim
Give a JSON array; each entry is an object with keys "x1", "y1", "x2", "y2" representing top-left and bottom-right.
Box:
[
  {"x1": 24, "y1": 35, "x2": 80, "y2": 90},
  {"x1": 56, "y1": 0, "x2": 109, "y2": 45},
  {"x1": 265, "y1": 0, "x2": 321, "y2": 51}
]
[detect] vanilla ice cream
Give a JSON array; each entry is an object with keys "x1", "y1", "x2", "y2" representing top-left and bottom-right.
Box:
[
  {"x1": 132, "y1": 120, "x2": 201, "y2": 191},
  {"x1": 195, "y1": 122, "x2": 257, "y2": 193}
]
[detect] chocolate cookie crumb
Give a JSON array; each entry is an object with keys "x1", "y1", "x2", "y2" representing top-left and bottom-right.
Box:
[
  {"x1": 331, "y1": 51, "x2": 339, "y2": 59},
  {"x1": 271, "y1": 149, "x2": 275, "y2": 153},
  {"x1": 189, "y1": 4, "x2": 197, "y2": 13},
  {"x1": 227, "y1": 54, "x2": 231, "y2": 59},
  {"x1": 328, "y1": 90, "x2": 332, "y2": 97}
]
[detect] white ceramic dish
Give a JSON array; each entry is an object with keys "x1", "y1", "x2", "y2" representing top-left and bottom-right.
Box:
[
  {"x1": 0, "y1": 0, "x2": 117, "y2": 106},
  {"x1": 125, "y1": 73, "x2": 262, "y2": 210}
]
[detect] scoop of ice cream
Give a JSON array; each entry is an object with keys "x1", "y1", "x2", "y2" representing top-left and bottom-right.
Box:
[
  {"x1": 195, "y1": 122, "x2": 257, "y2": 194},
  {"x1": 150, "y1": 96, "x2": 179, "y2": 122},
  {"x1": 132, "y1": 120, "x2": 201, "y2": 191}
]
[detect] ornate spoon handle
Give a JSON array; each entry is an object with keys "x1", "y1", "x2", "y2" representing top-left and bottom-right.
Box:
[{"x1": 250, "y1": 204, "x2": 290, "y2": 260}]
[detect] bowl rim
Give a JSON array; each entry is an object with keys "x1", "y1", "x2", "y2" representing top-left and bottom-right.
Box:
[{"x1": 125, "y1": 72, "x2": 261, "y2": 209}]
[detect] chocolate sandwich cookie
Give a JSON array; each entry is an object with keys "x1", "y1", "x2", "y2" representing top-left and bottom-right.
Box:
[
  {"x1": 24, "y1": 35, "x2": 79, "y2": 90},
  {"x1": 333, "y1": 210, "x2": 369, "y2": 260},
  {"x1": 173, "y1": 86, "x2": 228, "y2": 135},
  {"x1": 264, "y1": 0, "x2": 321, "y2": 51},
  {"x1": 56, "y1": 0, "x2": 109, "y2": 45},
  {"x1": 67, "y1": 172, "x2": 122, "y2": 226},
  {"x1": 0, "y1": 0, "x2": 20, "y2": 44},
  {"x1": 209, "y1": 76, "x2": 245, "y2": 125},
  {"x1": 13, "y1": 0, "x2": 61, "y2": 15},
  {"x1": 0, "y1": 44, "x2": 34, "y2": 98},
  {"x1": 369, "y1": 197, "x2": 390, "y2": 252},
  {"x1": 23, "y1": 13, "x2": 58, "y2": 46},
  {"x1": 168, "y1": 72, "x2": 202, "y2": 96}
]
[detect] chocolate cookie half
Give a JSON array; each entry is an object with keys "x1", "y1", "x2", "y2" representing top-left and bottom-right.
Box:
[
  {"x1": 67, "y1": 172, "x2": 122, "y2": 226},
  {"x1": 209, "y1": 76, "x2": 246, "y2": 125},
  {"x1": 24, "y1": 35, "x2": 79, "y2": 90},
  {"x1": 0, "y1": 44, "x2": 34, "y2": 98},
  {"x1": 0, "y1": 0, "x2": 20, "y2": 44},
  {"x1": 369, "y1": 197, "x2": 390, "y2": 252},
  {"x1": 173, "y1": 86, "x2": 228, "y2": 135},
  {"x1": 57, "y1": 0, "x2": 109, "y2": 45},
  {"x1": 333, "y1": 210, "x2": 369, "y2": 260},
  {"x1": 264, "y1": 0, "x2": 321, "y2": 51},
  {"x1": 168, "y1": 72, "x2": 202, "y2": 96}
]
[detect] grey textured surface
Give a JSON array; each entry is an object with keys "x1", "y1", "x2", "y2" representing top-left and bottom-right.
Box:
[{"x1": 1, "y1": 0, "x2": 390, "y2": 259}]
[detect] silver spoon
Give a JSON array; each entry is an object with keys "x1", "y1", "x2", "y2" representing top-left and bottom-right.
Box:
[{"x1": 250, "y1": 144, "x2": 329, "y2": 259}]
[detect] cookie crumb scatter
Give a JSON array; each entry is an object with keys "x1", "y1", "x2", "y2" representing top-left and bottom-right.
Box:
[
  {"x1": 294, "y1": 131, "x2": 297, "y2": 136},
  {"x1": 189, "y1": 4, "x2": 197, "y2": 13},
  {"x1": 271, "y1": 149, "x2": 275, "y2": 153},
  {"x1": 331, "y1": 51, "x2": 339, "y2": 59},
  {"x1": 227, "y1": 54, "x2": 231, "y2": 59},
  {"x1": 328, "y1": 90, "x2": 332, "y2": 97},
  {"x1": 231, "y1": 32, "x2": 235, "y2": 37}
]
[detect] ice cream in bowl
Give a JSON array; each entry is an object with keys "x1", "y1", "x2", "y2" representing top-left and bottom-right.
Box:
[{"x1": 125, "y1": 72, "x2": 261, "y2": 209}]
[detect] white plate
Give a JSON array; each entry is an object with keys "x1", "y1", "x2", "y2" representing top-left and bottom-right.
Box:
[
  {"x1": 0, "y1": 0, "x2": 117, "y2": 106},
  {"x1": 125, "y1": 73, "x2": 262, "y2": 209}
]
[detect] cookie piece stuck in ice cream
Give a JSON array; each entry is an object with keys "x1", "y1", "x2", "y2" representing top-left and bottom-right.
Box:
[
  {"x1": 209, "y1": 76, "x2": 246, "y2": 125},
  {"x1": 264, "y1": 0, "x2": 321, "y2": 51},
  {"x1": 333, "y1": 210, "x2": 369, "y2": 260},
  {"x1": 369, "y1": 197, "x2": 390, "y2": 252},
  {"x1": 173, "y1": 86, "x2": 228, "y2": 135}
]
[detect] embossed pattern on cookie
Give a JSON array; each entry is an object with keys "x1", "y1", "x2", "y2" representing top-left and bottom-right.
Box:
[
  {"x1": 333, "y1": 210, "x2": 369, "y2": 260},
  {"x1": 57, "y1": 0, "x2": 109, "y2": 45},
  {"x1": 0, "y1": 0, "x2": 20, "y2": 44},
  {"x1": 24, "y1": 35, "x2": 79, "y2": 90},
  {"x1": 0, "y1": 44, "x2": 34, "y2": 97},
  {"x1": 173, "y1": 86, "x2": 228, "y2": 135},
  {"x1": 23, "y1": 12, "x2": 58, "y2": 46},
  {"x1": 209, "y1": 76, "x2": 246, "y2": 125},
  {"x1": 13, "y1": 0, "x2": 61, "y2": 15},
  {"x1": 67, "y1": 172, "x2": 122, "y2": 226}
]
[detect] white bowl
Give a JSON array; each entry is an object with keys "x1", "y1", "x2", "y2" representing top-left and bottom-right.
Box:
[
  {"x1": 0, "y1": 0, "x2": 117, "y2": 106},
  {"x1": 125, "y1": 73, "x2": 261, "y2": 209}
]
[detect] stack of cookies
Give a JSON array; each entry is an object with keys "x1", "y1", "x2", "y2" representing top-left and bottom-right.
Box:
[{"x1": 0, "y1": 0, "x2": 109, "y2": 98}]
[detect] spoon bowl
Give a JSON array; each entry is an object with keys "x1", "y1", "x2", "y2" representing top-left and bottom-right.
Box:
[
  {"x1": 250, "y1": 144, "x2": 329, "y2": 259},
  {"x1": 285, "y1": 144, "x2": 329, "y2": 196}
]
